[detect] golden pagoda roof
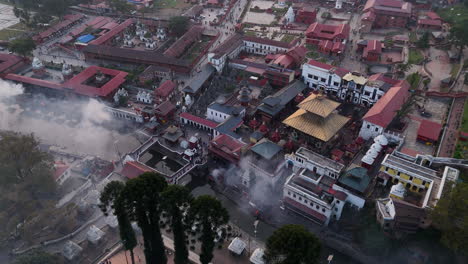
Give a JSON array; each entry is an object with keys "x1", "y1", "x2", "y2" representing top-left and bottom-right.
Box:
[
  {"x1": 283, "y1": 109, "x2": 350, "y2": 142},
  {"x1": 297, "y1": 93, "x2": 341, "y2": 118},
  {"x1": 343, "y1": 73, "x2": 367, "y2": 85}
]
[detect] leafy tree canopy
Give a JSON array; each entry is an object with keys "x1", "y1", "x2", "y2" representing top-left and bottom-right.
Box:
[
  {"x1": 8, "y1": 37, "x2": 36, "y2": 57},
  {"x1": 431, "y1": 182, "x2": 468, "y2": 253},
  {"x1": 13, "y1": 250, "x2": 63, "y2": 264},
  {"x1": 168, "y1": 16, "x2": 190, "y2": 37},
  {"x1": 265, "y1": 224, "x2": 321, "y2": 264}
]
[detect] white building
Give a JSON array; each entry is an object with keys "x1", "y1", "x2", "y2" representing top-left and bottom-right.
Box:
[
  {"x1": 208, "y1": 34, "x2": 295, "y2": 72},
  {"x1": 206, "y1": 102, "x2": 245, "y2": 123},
  {"x1": 302, "y1": 60, "x2": 393, "y2": 107},
  {"x1": 136, "y1": 90, "x2": 153, "y2": 104},
  {"x1": 285, "y1": 6, "x2": 295, "y2": 24},
  {"x1": 283, "y1": 148, "x2": 347, "y2": 225}
]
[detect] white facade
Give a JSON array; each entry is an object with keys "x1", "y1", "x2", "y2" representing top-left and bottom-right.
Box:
[
  {"x1": 207, "y1": 43, "x2": 243, "y2": 72},
  {"x1": 243, "y1": 40, "x2": 289, "y2": 55},
  {"x1": 56, "y1": 167, "x2": 71, "y2": 186},
  {"x1": 302, "y1": 63, "x2": 386, "y2": 106},
  {"x1": 136, "y1": 90, "x2": 153, "y2": 104},
  {"x1": 302, "y1": 63, "x2": 342, "y2": 95},
  {"x1": 359, "y1": 120, "x2": 384, "y2": 140},
  {"x1": 206, "y1": 104, "x2": 246, "y2": 123},
  {"x1": 285, "y1": 6, "x2": 295, "y2": 23},
  {"x1": 285, "y1": 147, "x2": 344, "y2": 179},
  {"x1": 283, "y1": 172, "x2": 345, "y2": 225}
]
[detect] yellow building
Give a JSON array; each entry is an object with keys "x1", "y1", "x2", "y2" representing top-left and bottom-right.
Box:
[{"x1": 282, "y1": 93, "x2": 349, "y2": 143}]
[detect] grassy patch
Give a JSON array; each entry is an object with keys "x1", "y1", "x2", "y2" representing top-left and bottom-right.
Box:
[
  {"x1": 281, "y1": 34, "x2": 295, "y2": 43},
  {"x1": 244, "y1": 31, "x2": 256, "y2": 37},
  {"x1": 409, "y1": 32, "x2": 418, "y2": 43},
  {"x1": 154, "y1": 0, "x2": 178, "y2": 8},
  {"x1": 450, "y1": 63, "x2": 461, "y2": 78},
  {"x1": 408, "y1": 49, "x2": 424, "y2": 65},
  {"x1": 0, "y1": 22, "x2": 32, "y2": 41},
  {"x1": 437, "y1": 4, "x2": 468, "y2": 24}
]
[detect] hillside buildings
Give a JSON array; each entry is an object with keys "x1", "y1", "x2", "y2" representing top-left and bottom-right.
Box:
[{"x1": 361, "y1": 0, "x2": 412, "y2": 32}]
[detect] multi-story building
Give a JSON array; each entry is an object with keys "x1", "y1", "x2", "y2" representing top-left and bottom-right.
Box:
[
  {"x1": 358, "y1": 80, "x2": 409, "y2": 140},
  {"x1": 208, "y1": 34, "x2": 297, "y2": 72},
  {"x1": 376, "y1": 151, "x2": 460, "y2": 234},
  {"x1": 305, "y1": 23, "x2": 350, "y2": 55},
  {"x1": 361, "y1": 0, "x2": 412, "y2": 32},
  {"x1": 282, "y1": 148, "x2": 347, "y2": 225},
  {"x1": 302, "y1": 60, "x2": 402, "y2": 107}
]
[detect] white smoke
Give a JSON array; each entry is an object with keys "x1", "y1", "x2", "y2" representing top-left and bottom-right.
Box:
[{"x1": 0, "y1": 79, "x2": 139, "y2": 160}]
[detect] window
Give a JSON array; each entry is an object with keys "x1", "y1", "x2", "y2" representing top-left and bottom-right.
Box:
[
  {"x1": 316, "y1": 205, "x2": 319, "y2": 210},
  {"x1": 336, "y1": 200, "x2": 340, "y2": 204},
  {"x1": 299, "y1": 197, "x2": 302, "y2": 201},
  {"x1": 288, "y1": 191, "x2": 291, "y2": 195},
  {"x1": 409, "y1": 176, "x2": 413, "y2": 181},
  {"x1": 313, "y1": 76, "x2": 318, "y2": 80},
  {"x1": 422, "y1": 180, "x2": 426, "y2": 186},
  {"x1": 308, "y1": 74, "x2": 313, "y2": 78},
  {"x1": 385, "y1": 167, "x2": 389, "y2": 172},
  {"x1": 335, "y1": 208, "x2": 338, "y2": 212},
  {"x1": 322, "y1": 209, "x2": 326, "y2": 213},
  {"x1": 333, "y1": 82, "x2": 339, "y2": 86},
  {"x1": 320, "y1": 78, "x2": 326, "y2": 82},
  {"x1": 367, "y1": 124, "x2": 370, "y2": 129},
  {"x1": 397, "y1": 172, "x2": 401, "y2": 176},
  {"x1": 312, "y1": 83, "x2": 317, "y2": 88},
  {"x1": 293, "y1": 194, "x2": 296, "y2": 198},
  {"x1": 375, "y1": 127, "x2": 379, "y2": 132}
]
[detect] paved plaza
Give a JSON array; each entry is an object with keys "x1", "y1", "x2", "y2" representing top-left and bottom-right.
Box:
[{"x1": 0, "y1": 3, "x2": 19, "y2": 31}]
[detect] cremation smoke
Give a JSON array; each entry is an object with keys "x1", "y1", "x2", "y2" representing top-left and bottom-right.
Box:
[{"x1": 0, "y1": 79, "x2": 138, "y2": 160}]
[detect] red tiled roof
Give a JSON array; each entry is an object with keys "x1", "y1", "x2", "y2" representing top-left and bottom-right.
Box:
[
  {"x1": 5, "y1": 74, "x2": 63, "y2": 90},
  {"x1": 418, "y1": 19, "x2": 442, "y2": 27},
  {"x1": 368, "y1": 73, "x2": 399, "y2": 85},
  {"x1": 90, "y1": 18, "x2": 134, "y2": 45},
  {"x1": 327, "y1": 188, "x2": 347, "y2": 201},
  {"x1": 306, "y1": 59, "x2": 349, "y2": 77},
  {"x1": 63, "y1": 66, "x2": 127, "y2": 97},
  {"x1": 53, "y1": 164, "x2": 69, "y2": 180},
  {"x1": 33, "y1": 14, "x2": 84, "y2": 41},
  {"x1": 179, "y1": 112, "x2": 218, "y2": 128},
  {"x1": 284, "y1": 197, "x2": 327, "y2": 223},
  {"x1": 417, "y1": 119, "x2": 442, "y2": 141},
  {"x1": 155, "y1": 80, "x2": 176, "y2": 98},
  {"x1": 400, "y1": 147, "x2": 421, "y2": 157},
  {"x1": 0, "y1": 54, "x2": 23, "y2": 73},
  {"x1": 211, "y1": 134, "x2": 246, "y2": 153},
  {"x1": 363, "y1": 82, "x2": 409, "y2": 128},
  {"x1": 306, "y1": 23, "x2": 350, "y2": 41},
  {"x1": 155, "y1": 101, "x2": 176, "y2": 116},
  {"x1": 273, "y1": 55, "x2": 294, "y2": 68},
  {"x1": 121, "y1": 161, "x2": 153, "y2": 179},
  {"x1": 164, "y1": 26, "x2": 204, "y2": 58},
  {"x1": 426, "y1": 11, "x2": 441, "y2": 21},
  {"x1": 367, "y1": 40, "x2": 382, "y2": 53}
]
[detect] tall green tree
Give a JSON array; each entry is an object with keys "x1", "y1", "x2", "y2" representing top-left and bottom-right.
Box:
[
  {"x1": 189, "y1": 195, "x2": 229, "y2": 264},
  {"x1": 108, "y1": 0, "x2": 135, "y2": 14},
  {"x1": 416, "y1": 31, "x2": 430, "y2": 49},
  {"x1": 162, "y1": 185, "x2": 193, "y2": 264},
  {"x1": 431, "y1": 182, "x2": 468, "y2": 253},
  {"x1": 168, "y1": 16, "x2": 189, "y2": 37},
  {"x1": 450, "y1": 19, "x2": 468, "y2": 54},
  {"x1": 0, "y1": 131, "x2": 52, "y2": 181},
  {"x1": 100, "y1": 181, "x2": 137, "y2": 264},
  {"x1": 123, "y1": 172, "x2": 168, "y2": 264},
  {"x1": 265, "y1": 224, "x2": 321, "y2": 264},
  {"x1": 13, "y1": 249, "x2": 63, "y2": 264},
  {"x1": 8, "y1": 37, "x2": 36, "y2": 57}
]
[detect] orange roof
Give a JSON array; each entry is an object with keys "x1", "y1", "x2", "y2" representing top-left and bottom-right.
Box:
[
  {"x1": 363, "y1": 82, "x2": 409, "y2": 128},
  {"x1": 121, "y1": 161, "x2": 153, "y2": 179}
]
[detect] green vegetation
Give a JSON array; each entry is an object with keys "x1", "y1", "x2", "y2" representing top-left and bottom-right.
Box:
[
  {"x1": 265, "y1": 225, "x2": 321, "y2": 264},
  {"x1": 406, "y1": 72, "x2": 421, "y2": 90},
  {"x1": 461, "y1": 100, "x2": 468, "y2": 133},
  {"x1": 101, "y1": 173, "x2": 229, "y2": 264},
  {"x1": 431, "y1": 182, "x2": 468, "y2": 253},
  {"x1": 409, "y1": 32, "x2": 418, "y2": 43},
  {"x1": 321, "y1": 12, "x2": 331, "y2": 19},
  {"x1": 281, "y1": 34, "x2": 295, "y2": 43},
  {"x1": 450, "y1": 63, "x2": 461, "y2": 78},
  {"x1": 438, "y1": 4, "x2": 468, "y2": 24},
  {"x1": 244, "y1": 31, "x2": 256, "y2": 37},
  {"x1": 8, "y1": 37, "x2": 36, "y2": 56},
  {"x1": 0, "y1": 132, "x2": 59, "y2": 246},
  {"x1": 168, "y1": 16, "x2": 189, "y2": 37},
  {"x1": 155, "y1": 0, "x2": 178, "y2": 9},
  {"x1": 13, "y1": 249, "x2": 63, "y2": 264},
  {"x1": 416, "y1": 31, "x2": 430, "y2": 49},
  {"x1": 408, "y1": 49, "x2": 424, "y2": 65}
]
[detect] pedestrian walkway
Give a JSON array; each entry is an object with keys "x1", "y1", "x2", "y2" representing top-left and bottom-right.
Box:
[{"x1": 438, "y1": 97, "x2": 466, "y2": 157}]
